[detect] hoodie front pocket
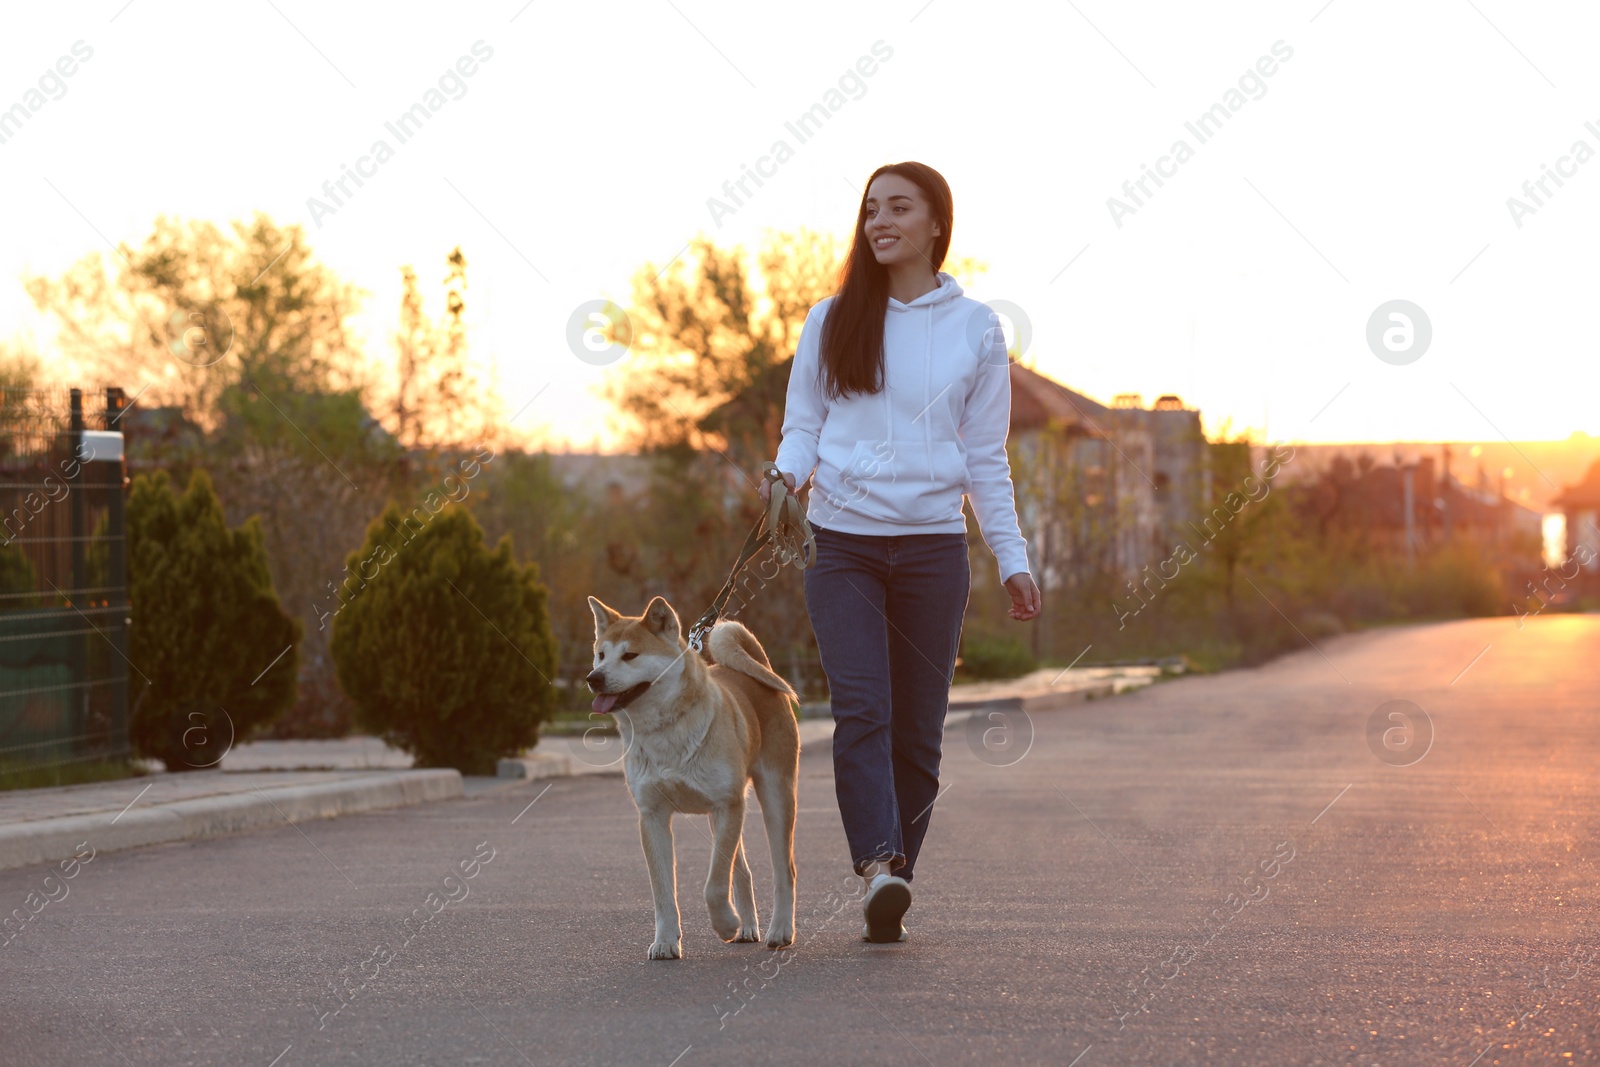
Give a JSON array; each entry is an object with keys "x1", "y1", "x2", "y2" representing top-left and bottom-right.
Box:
[{"x1": 840, "y1": 438, "x2": 965, "y2": 524}]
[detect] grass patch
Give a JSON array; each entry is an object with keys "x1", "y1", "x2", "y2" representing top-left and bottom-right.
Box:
[
  {"x1": 0, "y1": 757, "x2": 147, "y2": 793},
  {"x1": 541, "y1": 709, "x2": 620, "y2": 737}
]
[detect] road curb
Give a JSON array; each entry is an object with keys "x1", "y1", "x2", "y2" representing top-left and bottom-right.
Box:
[
  {"x1": 0, "y1": 770, "x2": 462, "y2": 873},
  {"x1": 802, "y1": 682, "x2": 1125, "y2": 725},
  {"x1": 949, "y1": 683, "x2": 1119, "y2": 719},
  {"x1": 497, "y1": 752, "x2": 574, "y2": 780}
]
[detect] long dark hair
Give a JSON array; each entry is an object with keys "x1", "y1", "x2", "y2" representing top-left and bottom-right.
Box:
[{"x1": 817, "y1": 161, "x2": 953, "y2": 401}]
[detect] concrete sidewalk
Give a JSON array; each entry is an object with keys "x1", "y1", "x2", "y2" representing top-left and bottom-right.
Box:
[
  {"x1": 0, "y1": 662, "x2": 1167, "y2": 872},
  {"x1": 0, "y1": 768, "x2": 461, "y2": 873},
  {"x1": 946, "y1": 662, "x2": 1161, "y2": 712},
  {"x1": 287, "y1": 663, "x2": 1166, "y2": 779}
]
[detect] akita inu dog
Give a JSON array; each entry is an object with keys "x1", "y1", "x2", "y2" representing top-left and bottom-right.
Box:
[{"x1": 586, "y1": 596, "x2": 800, "y2": 960}]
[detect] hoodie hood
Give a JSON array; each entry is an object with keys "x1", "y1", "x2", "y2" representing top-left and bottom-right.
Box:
[{"x1": 887, "y1": 271, "x2": 963, "y2": 311}]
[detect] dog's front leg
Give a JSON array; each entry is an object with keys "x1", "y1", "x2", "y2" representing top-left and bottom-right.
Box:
[
  {"x1": 730, "y1": 836, "x2": 761, "y2": 942},
  {"x1": 639, "y1": 808, "x2": 681, "y2": 959}
]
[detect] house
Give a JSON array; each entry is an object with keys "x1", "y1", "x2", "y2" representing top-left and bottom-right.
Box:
[
  {"x1": 1008, "y1": 364, "x2": 1208, "y2": 591},
  {"x1": 542, "y1": 450, "x2": 654, "y2": 503},
  {"x1": 120, "y1": 405, "x2": 205, "y2": 471},
  {"x1": 1553, "y1": 458, "x2": 1600, "y2": 570},
  {"x1": 1293, "y1": 447, "x2": 1544, "y2": 563}
]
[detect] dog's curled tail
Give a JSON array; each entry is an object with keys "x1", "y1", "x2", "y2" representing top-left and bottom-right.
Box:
[{"x1": 706, "y1": 620, "x2": 798, "y2": 700}]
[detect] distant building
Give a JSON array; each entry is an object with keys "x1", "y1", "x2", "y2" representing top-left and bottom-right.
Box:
[
  {"x1": 1553, "y1": 459, "x2": 1600, "y2": 570},
  {"x1": 1293, "y1": 447, "x2": 1542, "y2": 563},
  {"x1": 1009, "y1": 366, "x2": 1208, "y2": 589},
  {"x1": 542, "y1": 452, "x2": 654, "y2": 503},
  {"x1": 120, "y1": 405, "x2": 205, "y2": 472}
]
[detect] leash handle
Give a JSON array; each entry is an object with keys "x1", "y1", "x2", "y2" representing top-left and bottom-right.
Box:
[
  {"x1": 686, "y1": 462, "x2": 815, "y2": 653},
  {"x1": 761, "y1": 462, "x2": 815, "y2": 571},
  {"x1": 762, "y1": 464, "x2": 788, "y2": 542}
]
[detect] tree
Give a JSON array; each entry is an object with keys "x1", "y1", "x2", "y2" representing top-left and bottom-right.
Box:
[
  {"x1": 392, "y1": 246, "x2": 496, "y2": 450},
  {"x1": 0, "y1": 539, "x2": 36, "y2": 602},
  {"x1": 585, "y1": 232, "x2": 847, "y2": 696},
  {"x1": 0, "y1": 342, "x2": 42, "y2": 393},
  {"x1": 466, "y1": 452, "x2": 596, "y2": 695},
  {"x1": 0, "y1": 343, "x2": 44, "y2": 469},
  {"x1": 329, "y1": 503, "x2": 558, "y2": 774},
  {"x1": 26, "y1": 213, "x2": 366, "y2": 428},
  {"x1": 604, "y1": 227, "x2": 988, "y2": 461},
  {"x1": 126, "y1": 470, "x2": 300, "y2": 769},
  {"x1": 205, "y1": 385, "x2": 404, "y2": 739},
  {"x1": 600, "y1": 230, "x2": 836, "y2": 459},
  {"x1": 27, "y1": 216, "x2": 510, "y2": 738}
]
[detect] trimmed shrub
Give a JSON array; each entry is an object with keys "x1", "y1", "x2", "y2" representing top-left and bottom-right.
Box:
[
  {"x1": 329, "y1": 502, "x2": 558, "y2": 775},
  {"x1": 127, "y1": 470, "x2": 300, "y2": 769},
  {"x1": 956, "y1": 630, "x2": 1037, "y2": 681},
  {"x1": 1392, "y1": 542, "x2": 1504, "y2": 618},
  {"x1": 0, "y1": 538, "x2": 37, "y2": 603}
]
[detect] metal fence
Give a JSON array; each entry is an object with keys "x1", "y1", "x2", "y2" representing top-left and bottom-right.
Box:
[{"x1": 0, "y1": 387, "x2": 130, "y2": 787}]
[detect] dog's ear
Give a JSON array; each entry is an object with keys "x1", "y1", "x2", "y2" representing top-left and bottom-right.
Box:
[
  {"x1": 642, "y1": 596, "x2": 680, "y2": 642},
  {"x1": 588, "y1": 596, "x2": 621, "y2": 637}
]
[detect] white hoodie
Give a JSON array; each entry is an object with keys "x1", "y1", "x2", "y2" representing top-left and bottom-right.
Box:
[{"x1": 775, "y1": 271, "x2": 1031, "y2": 585}]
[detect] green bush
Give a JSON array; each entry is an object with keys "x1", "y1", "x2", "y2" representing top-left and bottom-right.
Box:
[
  {"x1": 329, "y1": 502, "x2": 558, "y2": 775},
  {"x1": 956, "y1": 630, "x2": 1037, "y2": 681},
  {"x1": 1392, "y1": 542, "x2": 1504, "y2": 618},
  {"x1": 127, "y1": 470, "x2": 300, "y2": 769},
  {"x1": 0, "y1": 537, "x2": 37, "y2": 605}
]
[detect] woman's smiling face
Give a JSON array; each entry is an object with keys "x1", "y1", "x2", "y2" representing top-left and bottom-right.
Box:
[{"x1": 863, "y1": 172, "x2": 940, "y2": 271}]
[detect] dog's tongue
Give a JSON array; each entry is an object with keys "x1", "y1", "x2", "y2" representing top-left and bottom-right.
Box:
[{"x1": 592, "y1": 692, "x2": 620, "y2": 715}]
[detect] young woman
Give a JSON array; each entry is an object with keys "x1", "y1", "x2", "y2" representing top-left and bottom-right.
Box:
[{"x1": 762, "y1": 161, "x2": 1042, "y2": 944}]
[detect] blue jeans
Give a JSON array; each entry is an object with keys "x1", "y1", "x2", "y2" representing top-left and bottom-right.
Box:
[{"x1": 802, "y1": 522, "x2": 970, "y2": 882}]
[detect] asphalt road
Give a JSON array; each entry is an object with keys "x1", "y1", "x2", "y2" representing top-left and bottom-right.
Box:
[{"x1": 4, "y1": 615, "x2": 1598, "y2": 1066}]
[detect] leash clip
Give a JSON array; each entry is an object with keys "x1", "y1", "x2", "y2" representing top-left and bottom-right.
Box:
[{"x1": 686, "y1": 619, "x2": 710, "y2": 653}]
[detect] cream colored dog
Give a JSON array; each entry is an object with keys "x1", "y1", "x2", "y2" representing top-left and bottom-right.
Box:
[{"x1": 586, "y1": 595, "x2": 800, "y2": 960}]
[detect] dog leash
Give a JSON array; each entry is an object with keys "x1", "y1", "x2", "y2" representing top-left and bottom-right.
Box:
[{"x1": 685, "y1": 462, "x2": 816, "y2": 654}]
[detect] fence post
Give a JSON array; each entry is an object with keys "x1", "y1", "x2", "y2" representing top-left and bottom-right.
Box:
[
  {"x1": 105, "y1": 387, "x2": 130, "y2": 762},
  {"x1": 68, "y1": 390, "x2": 88, "y2": 756}
]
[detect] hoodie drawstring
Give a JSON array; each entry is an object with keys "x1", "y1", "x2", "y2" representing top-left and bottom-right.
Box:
[
  {"x1": 883, "y1": 272, "x2": 958, "y2": 485},
  {"x1": 925, "y1": 305, "x2": 933, "y2": 483}
]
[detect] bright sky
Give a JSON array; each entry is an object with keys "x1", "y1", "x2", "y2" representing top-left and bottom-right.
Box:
[{"x1": 3, "y1": 0, "x2": 1598, "y2": 452}]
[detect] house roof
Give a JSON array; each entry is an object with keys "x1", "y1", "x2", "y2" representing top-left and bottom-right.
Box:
[
  {"x1": 1008, "y1": 362, "x2": 1112, "y2": 436},
  {"x1": 1554, "y1": 459, "x2": 1600, "y2": 511}
]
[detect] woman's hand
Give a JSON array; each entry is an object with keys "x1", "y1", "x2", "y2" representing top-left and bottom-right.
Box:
[
  {"x1": 759, "y1": 470, "x2": 797, "y2": 503},
  {"x1": 1003, "y1": 572, "x2": 1041, "y2": 621}
]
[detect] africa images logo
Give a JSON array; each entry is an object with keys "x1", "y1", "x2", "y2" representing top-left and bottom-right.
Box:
[
  {"x1": 705, "y1": 41, "x2": 894, "y2": 228},
  {"x1": 1106, "y1": 40, "x2": 1294, "y2": 228},
  {"x1": 305, "y1": 41, "x2": 495, "y2": 227}
]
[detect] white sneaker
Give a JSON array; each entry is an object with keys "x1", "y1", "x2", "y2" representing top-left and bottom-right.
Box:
[
  {"x1": 861, "y1": 921, "x2": 908, "y2": 942},
  {"x1": 861, "y1": 873, "x2": 911, "y2": 943}
]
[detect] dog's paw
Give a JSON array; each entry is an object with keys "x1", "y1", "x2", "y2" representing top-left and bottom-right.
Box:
[
  {"x1": 763, "y1": 923, "x2": 795, "y2": 950},
  {"x1": 708, "y1": 904, "x2": 742, "y2": 941},
  {"x1": 647, "y1": 939, "x2": 682, "y2": 960}
]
